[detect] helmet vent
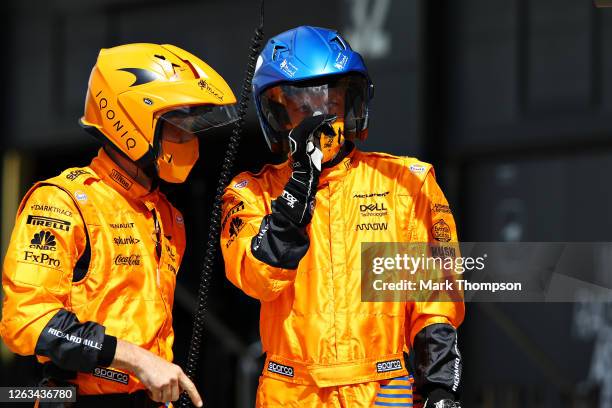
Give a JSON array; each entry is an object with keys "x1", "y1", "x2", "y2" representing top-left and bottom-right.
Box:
[
  {"x1": 330, "y1": 36, "x2": 347, "y2": 51},
  {"x1": 271, "y1": 44, "x2": 287, "y2": 61},
  {"x1": 154, "y1": 54, "x2": 166, "y2": 60}
]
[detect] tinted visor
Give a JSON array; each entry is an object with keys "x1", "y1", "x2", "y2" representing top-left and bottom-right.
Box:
[
  {"x1": 260, "y1": 74, "x2": 369, "y2": 135},
  {"x1": 158, "y1": 104, "x2": 239, "y2": 134}
]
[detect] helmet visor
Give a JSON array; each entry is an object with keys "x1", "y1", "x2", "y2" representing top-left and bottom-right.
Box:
[
  {"x1": 260, "y1": 74, "x2": 369, "y2": 135},
  {"x1": 158, "y1": 104, "x2": 239, "y2": 134}
]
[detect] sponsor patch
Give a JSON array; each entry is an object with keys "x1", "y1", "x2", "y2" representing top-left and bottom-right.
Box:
[
  {"x1": 359, "y1": 202, "x2": 388, "y2": 217},
  {"x1": 26, "y1": 215, "x2": 71, "y2": 232},
  {"x1": 234, "y1": 180, "x2": 248, "y2": 189},
  {"x1": 334, "y1": 52, "x2": 349, "y2": 70},
  {"x1": 221, "y1": 201, "x2": 245, "y2": 230},
  {"x1": 431, "y1": 203, "x2": 451, "y2": 214},
  {"x1": 279, "y1": 59, "x2": 298, "y2": 77},
  {"x1": 109, "y1": 222, "x2": 135, "y2": 229},
  {"x1": 93, "y1": 367, "x2": 129, "y2": 385},
  {"x1": 432, "y1": 219, "x2": 451, "y2": 242},
  {"x1": 65, "y1": 169, "x2": 92, "y2": 181},
  {"x1": 113, "y1": 236, "x2": 140, "y2": 245},
  {"x1": 353, "y1": 191, "x2": 389, "y2": 199},
  {"x1": 176, "y1": 215, "x2": 184, "y2": 225},
  {"x1": 22, "y1": 251, "x2": 61, "y2": 269},
  {"x1": 110, "y1": 169, "x2": 133, "y2": 190},
  {"x1": 114, "y1": 254, "x2": 141, "y2": 266},
  {"x1": 30, "y1": 204, "x2": 72, "y2": 217},
  {"x1": 376, "y1": 359, "x2": 403, "y2": 373},
  {"x1": 356, "y1": 222, "x2": 388, "y2": 231},
  {"x1": 281, "y1": 190, "x2": 298, "y2": 208},
  {"x1": 409, "y1": 164, "x2": 426, "y2": 174},
  {"x1": 74, "y1": 191, "x2": 88, "y2": 202},
  {"x1": 198, "y1": 79, "x2": 224, "y2": 101},
  {"x1": 267, "y1": 361, "x2": 294, "y2": 378},
  {"x1": 30, "y1": 230, "x2": 57, "y2": 251}
]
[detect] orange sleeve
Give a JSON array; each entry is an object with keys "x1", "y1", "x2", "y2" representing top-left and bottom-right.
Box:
[
  {"x1": 406, "y1": 168, "x2": 465, "y2": 346},
  {"x1": 220, "y1": 184, "x2": 298, "y2": 302},
  {"x1": 0, "y1": 185, "x2": 87, "y2": 355}
]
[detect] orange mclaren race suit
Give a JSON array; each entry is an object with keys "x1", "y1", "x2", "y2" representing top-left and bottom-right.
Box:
[
  {"x1": 0, "y1": 148, "x2": 185, "y2": 396},
  {"x1": 221, "y1": 144, "x2": 464, "y2": 407}
]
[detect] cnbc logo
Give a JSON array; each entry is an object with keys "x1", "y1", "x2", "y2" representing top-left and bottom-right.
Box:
[{"x1": 30, "y1": 230, "x2": 57, "y2": 251}]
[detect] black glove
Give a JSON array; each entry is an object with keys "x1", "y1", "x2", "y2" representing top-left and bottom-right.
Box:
[
  {"x1": 423, "y1": 389, "x2": 460, "y2": 408},
  {"x1": 273, "y1": 114, "x2": 335, "y2": 227}
]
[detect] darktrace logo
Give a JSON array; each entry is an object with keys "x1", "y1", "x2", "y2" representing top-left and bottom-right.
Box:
[
  {"x1": 267, "y1": 361, "x2": 294, "y2": 378},
  {"x1": 376, "y1": 359, "x2": 402, "y2": 373},
  {"x1": 355, "y1": 222, "x2": 388, "y2": 231},
  {"x1": 432, "y1": 219, "x2": 451, "y2": 242},
  {"x1": 23, "y1": 251, "x2": 61, "y2": 269},
  {"x1": 110, "y1": 169, "x2": 133, "y2": 190},
  {"x1": 93, "y1": 367, "x2": 129, "y2": 385},
  {"x1": 353, "y1": 191, "x2": 389, "y2": 199},
  {"x1": 30, "y1": 230, "x2": 57, "y2": 251},
  {"x1": 198, "y1": 79, "x2": 224, "y2": 101},
  {"x1": 114, "y1": 254, "x2": 141, "y2": 266},
  {"x1": 359, "y1": 202, "x2": 388, "y2": 217},
  {"x1": 30, "y1": 204, "x2": 72, "y2": 217},
  {"x1": 221, "y1": 201, "x2": 245, "y2": 230},
  {"x1": 66, "y1": 169, "x2": 91, "y2": 181},
  {"x1": 113, "y1": 236, "x2": 140, "y2": 246},
  {"x1": 26, "y1": 215, "x2": 71, "y2": 232}
]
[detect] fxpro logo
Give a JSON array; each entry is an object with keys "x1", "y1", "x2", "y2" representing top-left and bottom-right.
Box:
[
  {"x1": 267, "y1": 361, "x2": 294, "y2": 378},
  {"x1": 93, "y1": 367, "x2": 129, "y2": 385},
  {"x1": 376, "y1": 359, "x2": 402, "y2": 373},
  {"x1": 23, "y1": 251, "x2": 61, "y2": 269}
]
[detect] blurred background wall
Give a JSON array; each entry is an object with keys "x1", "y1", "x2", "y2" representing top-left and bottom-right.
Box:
[{"x1": 1, "y1": 0, "x2": 612, "y2": 407}]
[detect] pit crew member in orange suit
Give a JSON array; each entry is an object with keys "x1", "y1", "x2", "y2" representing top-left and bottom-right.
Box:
[
  {"x1": 0, "y1": 43, "x2": 239, "y2": 407},
  {"x1": 220, "y1": 26, "x2": 465, "y2": 408}
]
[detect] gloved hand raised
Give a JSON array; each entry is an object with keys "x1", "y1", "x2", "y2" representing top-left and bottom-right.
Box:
[{"x1": 273, "y1": 114, "x2": 336, "y2": 227}]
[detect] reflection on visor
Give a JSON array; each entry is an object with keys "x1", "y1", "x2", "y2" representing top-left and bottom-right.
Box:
[
  {"x1": 260, "y1": 74, "x2": 369, "y2": 133},
  {"x1": 159, "y1": 104, "x2": 239, "y2": 134}
]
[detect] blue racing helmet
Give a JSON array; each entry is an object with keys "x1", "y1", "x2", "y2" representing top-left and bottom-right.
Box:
[{"x1": 253, "y1": 25, "x2": 374, "y2": 153}]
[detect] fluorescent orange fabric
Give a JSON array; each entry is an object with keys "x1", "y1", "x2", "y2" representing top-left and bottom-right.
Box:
[
  {"x1": 0, "y1": 148, "x2": 186, "y2": 395},
  {"x1": 256, "y1": 375, "x2": 414, "y2": 407},
  {"x1": 220, "y1": 147, "x2": 464, "y2": 389}
]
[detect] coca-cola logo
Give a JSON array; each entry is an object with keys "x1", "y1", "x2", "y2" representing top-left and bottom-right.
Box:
[{"x1": 114, "y1": 254, "x2": 141, "y2": 266}]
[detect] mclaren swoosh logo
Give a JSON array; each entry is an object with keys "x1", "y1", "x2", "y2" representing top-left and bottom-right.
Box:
[{"x1": 117, "y1": 68, "x2": 161, "y2": 87}]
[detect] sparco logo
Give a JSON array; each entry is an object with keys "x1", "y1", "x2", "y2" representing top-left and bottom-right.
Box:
[
  {"x1": 114, "y1": 254, "x2": 141, "y2": 266},
  {"x1": 93, "y1": 367, "x2": 129, "y2": 385},
  {"x1": 267, "y1": 361, "x2": 294, "y2": 378},
  {"x1": 281, "y1": 190, "x2": 299, "y2": 208},
  {"x1": 113, "y1": 236, "x2": 140, "y2": 245},
  {"x1": 353, "y1": 191, "x2": 389, "y2": 199},
  {"x1": 110, "y1": 169, "x2": 133, "y2": 190},
  {"x1": 66, "y1": 169, "x2": 91, "y2": 181},
  {"x1": 23, "y1": 251, "x2": 61, "y2": 269},
  {"x1": 26, "y1": 215, "x2": 71, "y2": 232},
  {"x1": 355, "y1": 222, "x2": 388, "y2": 231},
  {"x1": 376, "y1": 359, "x2": 402, "y2": 373}
]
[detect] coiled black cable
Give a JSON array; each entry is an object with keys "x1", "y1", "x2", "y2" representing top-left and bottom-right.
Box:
[{"x1": 179, "y1": 2, "x2": 264, "y2": 407}]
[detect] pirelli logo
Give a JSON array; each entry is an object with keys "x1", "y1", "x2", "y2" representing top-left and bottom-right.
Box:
[
  {"x1": 93, "y1": 367, "x2": 129, "y2": 385},
  {"x1": 26, "y1": 215, "x2": 71, "y2": 232},
  {"x1": 267, "y1": 361, "x2": 294, "y2": 378},
  {"x1": 376, "y1": 359, "x2": 403, "y2": 373}
]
